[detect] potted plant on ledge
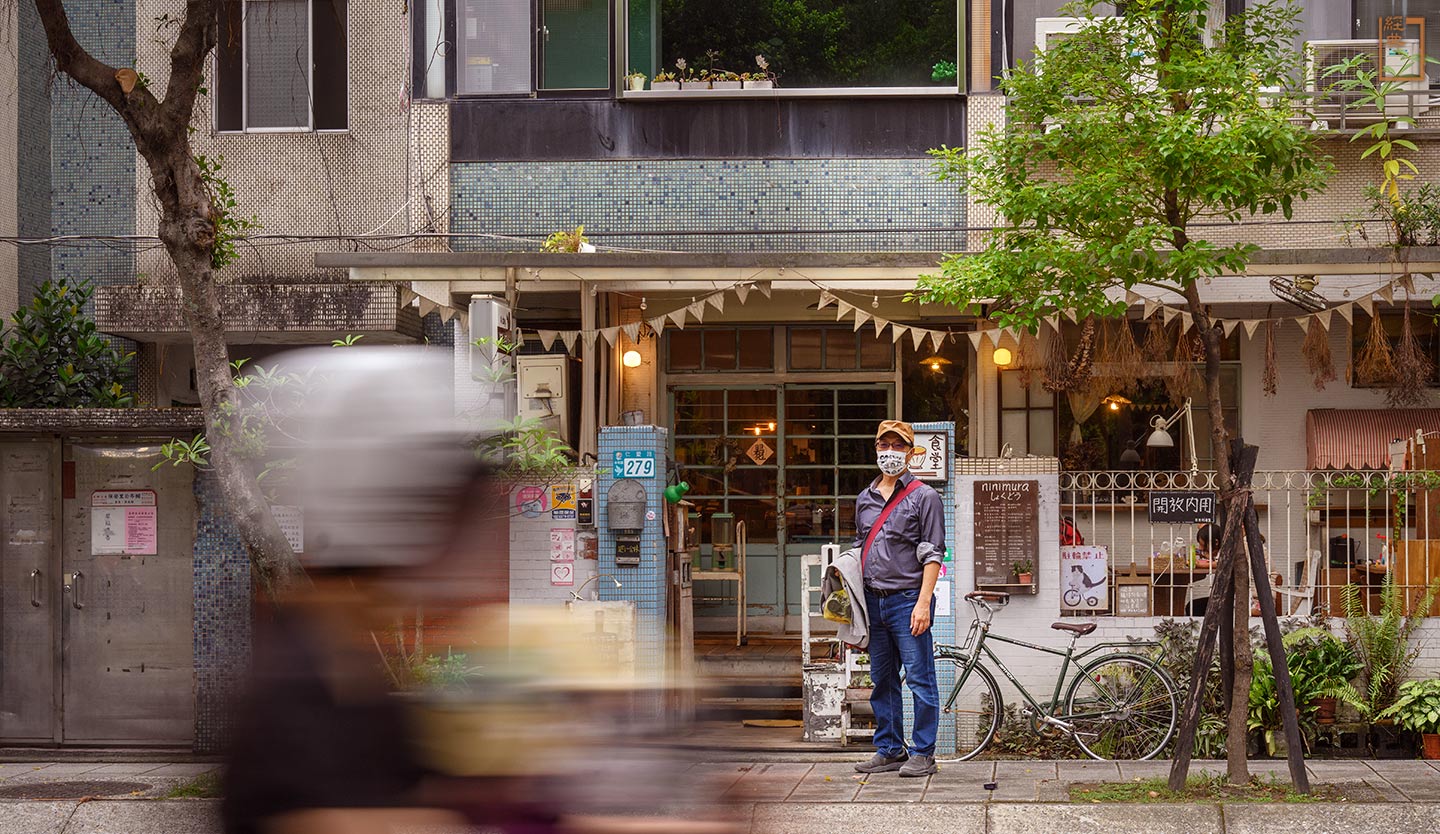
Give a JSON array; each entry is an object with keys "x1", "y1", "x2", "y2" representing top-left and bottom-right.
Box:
[
  {"x1": 743, "y1": 55, "x2": 776, "y2": 89},
  {"x1": 1377, "y1": 679, "x2": 1440, "y2": 760},
  {"x1": 650, "y1": 70, "x2": 678, "y2": 91},
  {"x1": 1014, "y1": 560, "x2": 1033, "y2": 586},
  {"x1": 625, "y1": 70, "x2": 647, "y2": 91},
  {"x1": 710, "y1": 70, "x2": 742, "y2": 90}
]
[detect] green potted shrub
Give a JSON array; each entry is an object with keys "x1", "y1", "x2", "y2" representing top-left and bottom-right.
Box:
[
  {"x1": 1333, "y1": 575, "x2": 1440, "y2": 757},
  {"x1": 1377, "y1": 679, "x2": 1440, "y2": 760},
  {"x1": 710, "y1": 70, "x2": 741, "y2": 91},
  {"x1": 1285, "y1": 628, "x2": 1362, "y2": 725},
  {"x1": 625, "y1": 70, "x2": 647, "y2": 92},
  {"x1": 1013, "y1": 559, "x2": 1033, "y2": 585}
]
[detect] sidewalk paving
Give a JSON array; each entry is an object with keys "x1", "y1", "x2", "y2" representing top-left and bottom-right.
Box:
[{"x1": 0, "y1": 758, "x2": 1436, "y2": 834}]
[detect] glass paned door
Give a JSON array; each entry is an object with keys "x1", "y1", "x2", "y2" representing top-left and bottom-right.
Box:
[
  {"x1": 672, "y1": 384, "x2": 892, "y2": 632},
  {"x1": 540, "y1": 0, "x2": 610, "y2": 90}
]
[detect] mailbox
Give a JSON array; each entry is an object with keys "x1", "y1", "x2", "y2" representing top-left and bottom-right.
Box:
[{"x1": 607, "y1": 480, "x2": 648, "y2": 567}]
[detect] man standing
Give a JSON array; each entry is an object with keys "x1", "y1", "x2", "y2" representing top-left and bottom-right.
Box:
[{"x1": 852, "y1": 420, "x2": 946, "y2": 778}]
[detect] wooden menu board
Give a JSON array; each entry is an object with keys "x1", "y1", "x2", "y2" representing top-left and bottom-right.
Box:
[{"x1": 974, "y1": 480, "x2": 1040, "y2": 586}]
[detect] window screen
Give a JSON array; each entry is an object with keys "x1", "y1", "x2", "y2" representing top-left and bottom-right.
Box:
[
  {"x1": 458, "y1": 0, "x2": 533, "y2": 94},
  {"x1": 245, "y1": 0, "x2": 312, "y2": 129}
]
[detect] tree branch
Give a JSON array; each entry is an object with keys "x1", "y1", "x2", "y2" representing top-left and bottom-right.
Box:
[
  {"x1": 161, "y1": 0, "x2": 220, "y2": 132},
  {"x1": 32, "y1": 0, "x2": 165, "y2": 147}
]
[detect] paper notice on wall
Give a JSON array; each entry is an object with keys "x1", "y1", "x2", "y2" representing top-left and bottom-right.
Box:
[
  {"x1": 550, "y1": 562, "x2": 575, "y2": 586},
  {"x1": 91, "y1": 506, "x2": 157, "y2": 556},
  {"x1": 271, "y1": 505, "x2": 304, "y2": 553},
  {"x1": 935, "y1": 581, "x2": 952, "y2": 617},
  {"x1": 550, "y1": 527, "x2": 575, "y2": 562}
]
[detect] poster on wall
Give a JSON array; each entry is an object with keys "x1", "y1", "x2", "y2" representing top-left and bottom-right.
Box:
[
  {"x1": 271, "y1": 505, "x2": 304, "y2": 553},
  {"x1": 550, "y1": 562, "x2": 575, "y2": 586},
  {"x1": 91, "y1": 489, "x2": 158, "y2": 556},
  {"x1": 516, "y1": 486, "x2": 548, "y2": 518},
  {"x1": 1060, "y1": 545, "x2": 1109, "y2": 611},
  {"x1": 550, "y1": 484, "x2": 577, "y2": 519},
  {"x1": 549, "y1": 527, "x2": 575, "y2": 562}
]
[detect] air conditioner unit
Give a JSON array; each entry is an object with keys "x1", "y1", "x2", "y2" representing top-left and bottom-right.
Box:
[
  {"x1": 468, "y1": 294, "x2": 514, "y2": 382},
  {"x1": 516, "y1": 354, "x2": 571, "y2": 441},
  {"x1": 1305, "y1": 39, "x2": 1430, "y2": 121},
  {"x1": 1035, "y1": 17, "x2": 1082, "y2": 54}
]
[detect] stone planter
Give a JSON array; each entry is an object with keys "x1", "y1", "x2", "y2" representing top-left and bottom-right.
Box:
[
  {"x1": 845, "y1": 687, "x2": 873, "y2": 703},
  {"x1": 680, "y1": 80, "x2": 709, "y2": 90},
  {"x1": 711, "y1": 80, "x2": 742, "y2": 90},
  {"x1": 743, "y1": 79, "x2": 774, "y2": 89},
  {"x1": 650, "y1": 81, "x2": 679, "y2": 91}
]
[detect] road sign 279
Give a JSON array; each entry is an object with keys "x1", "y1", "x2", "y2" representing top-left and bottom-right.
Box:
[{"x1": 614, "y1": 450, "x2": 656, "y2": 479}]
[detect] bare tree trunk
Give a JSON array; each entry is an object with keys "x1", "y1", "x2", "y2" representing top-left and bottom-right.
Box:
[{"x1": 32, "y1": 0, "x2": 304, "y2": 597}]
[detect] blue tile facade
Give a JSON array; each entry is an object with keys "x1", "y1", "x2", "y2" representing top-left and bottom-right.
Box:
[
  {"x1": 597, "y1": 426, "x2": 668, "y2": 717},
  {"x1": 450, "y1": 159, "x2": 965, "y2": 252},
  {"x1": 16, "y1": 0, "x2": 53, "y2": 301},
  {"x1": 192, "y1": 471, "x2": 253, "y2": 753},
  {"x1": 49, "y1": 0, "x2": 138, "y2": 294},
  {"x1": 909, "y1": 421, "x2": 957, "y2": 755}
]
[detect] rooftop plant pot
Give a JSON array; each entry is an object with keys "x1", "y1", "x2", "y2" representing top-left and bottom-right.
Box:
[
  {"x1": 651, "y1": 81, "x2": 679, "y2": 91},
  {"x1": 1423, "y1": 732, "x2": 1440, "y2": 760}
]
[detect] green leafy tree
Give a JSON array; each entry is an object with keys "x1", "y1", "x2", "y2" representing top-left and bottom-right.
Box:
[
  {"x1": 0, "y1": 279, "x2": 134, "y2": 408},
  {"x1": 915, "y1": 0, "x2": 1332, "y2": 783}
]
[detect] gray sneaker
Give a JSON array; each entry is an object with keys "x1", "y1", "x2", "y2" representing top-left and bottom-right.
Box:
[
  {"x1": 854, "y1": 751, "x2": 909, "y2": 773},
  {"x1": 898, "y1": 754, "x2": 937, "y2": 778}
]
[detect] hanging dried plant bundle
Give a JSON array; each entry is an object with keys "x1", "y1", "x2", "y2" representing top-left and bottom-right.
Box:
[
  {"x1": 1165, "y1": 323, "x2": 1201, "y2": 404},
  {"x1": 1262, "y1": 320, "x2": 1279, "y2": 396},
  {"x1": 1099, "y1": 317, "x2": 1146, "y2": 395},
  {"x1": 1014, "y1": 327, "x2": 1042, "y2": 386},
  {"x1": 1302, "y1": 316, "x2": 1337, "y2": 390},
  {"x1": 1354, "y1": 312, "x2": 1397, "y2": 386},
  {"x1": 1043, "y1": 316, "x2": 1097, "y2": 392},
  {"x1": 1142, "y1": 314, "x2": 1170, "y2": 365},
  {"x1": 1388, "y1": 303, "x2": 1435, "y2": 407}
]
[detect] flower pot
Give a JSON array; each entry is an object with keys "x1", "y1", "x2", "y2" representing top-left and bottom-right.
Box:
[
  {"x1": 711, "y1": 80, "x2": 741, "y2": 90},
  {"x1": 1018, "y1": 573, "x2": 1033, "y2": 585},
  {"x1": 1315, "y1": 696, "x2": 1338, "y2": 725},
  {"x1": 650, "y1": 81, "x2": 679, "y2": 91},
  {"x1": 627, "y1": 76, "x2": 646, "y2": 91},
  {"x1": 1421, "y1": 733, "x2": 1440, "y2": 759},
  {"x1": 845, "y1": 687, "x2": 873, "y2": 702},
  {"x1": 742, "y1": 79, "x2": 773, "y2": 89},
  {"x1": 680, "y1": 80, "x2": 709, "y2": 90}
]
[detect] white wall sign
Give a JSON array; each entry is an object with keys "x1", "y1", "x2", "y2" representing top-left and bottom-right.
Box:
[
  {"x1": 271, "y1": 505, "x2": 304, "y2": 553},
  {"x1": 1060, "y1": 545, "x2": 1109, "y2": 611},
  {"x1": 550, "y1": 527, "x2": 576, "y2": 562},
  {"x1": 550, "y1": 561, "x2": 575, "y2": 586},
  {"x1": 909, "y1": 431, "x2": 949, "y2": 481},
  {"x1": 91, "y1": 490, "x2": 157, "y2": 556}
]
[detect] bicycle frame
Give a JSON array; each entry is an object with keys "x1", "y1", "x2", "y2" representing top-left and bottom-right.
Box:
[{"x1": 939, "y1": 607, "x2": 1157, "y2": 720}]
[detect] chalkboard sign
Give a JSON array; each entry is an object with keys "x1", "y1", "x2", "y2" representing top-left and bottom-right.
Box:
[
  {"x1": 974, "y1": 480, "x2": 1040, "y2": 586},
  {"x1": 1148, "y1": 491, "x2": 1218, "y2": 525}
]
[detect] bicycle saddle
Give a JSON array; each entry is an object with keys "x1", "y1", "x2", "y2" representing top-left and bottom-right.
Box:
[{"x1": 1050, "y1": 622, "x2": 1097, "y2": 636}]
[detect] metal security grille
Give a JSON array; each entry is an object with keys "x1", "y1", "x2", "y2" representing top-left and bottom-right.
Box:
[{"x1": 245, "y1": 0, "x2": 312, "y2": 129}]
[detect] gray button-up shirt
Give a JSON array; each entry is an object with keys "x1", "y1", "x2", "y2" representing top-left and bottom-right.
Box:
[{"x1": 854, "y1": 473, "x2": 946, "y2": 591}]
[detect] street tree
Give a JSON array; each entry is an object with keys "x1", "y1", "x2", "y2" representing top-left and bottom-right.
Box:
[
  {"x1": 915, "y1": 0, "x2": 1332, "y2": 783},
  {"x1": 28, "y1": 1, "x2": 303, "y2": 596}
]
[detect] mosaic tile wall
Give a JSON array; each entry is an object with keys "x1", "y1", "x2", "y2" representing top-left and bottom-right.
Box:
[
  {"x1": 192, "y1": 471, "x2": 253, "y2": 753},
  {"x1": 450, "y1": 159, "x2": 966, "y2": 253},
  {"x1": 907, "y1": 421, "x2": 957, "y2": 755},
  {"x1": 597, "y1": 425, "x2": 668, "y2": 719},
  {"x1": 49, "y1": 0, "x2": 136, "y2": 292},
  {"x1": 16, "y1": 0, "x2": 53, "y2": 303}
]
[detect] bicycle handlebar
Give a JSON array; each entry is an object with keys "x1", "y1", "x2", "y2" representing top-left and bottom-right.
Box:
[{"x1": 964, "y1": 590, "x2": 1010, "y2": 605}]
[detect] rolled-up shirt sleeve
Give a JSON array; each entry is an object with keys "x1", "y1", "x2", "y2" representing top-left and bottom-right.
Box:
[{"x1": 913, "y1": 488, "x2": 947, "y2": 565}]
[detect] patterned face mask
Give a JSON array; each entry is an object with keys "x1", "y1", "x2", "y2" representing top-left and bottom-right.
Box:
[{"x1": 876, "y1": 449, "x2": 908, "y2": 475}]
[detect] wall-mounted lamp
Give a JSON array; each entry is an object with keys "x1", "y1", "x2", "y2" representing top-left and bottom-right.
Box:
[
  {"x1": 992, "y1": 347, "x2": 1013, "y2": 367},
  {"x1": 622, "y1": 349, "x2": 642, "y2": 368},
  {"x1": 921, "y1": 355, "x2": 953, "y2": 373}
]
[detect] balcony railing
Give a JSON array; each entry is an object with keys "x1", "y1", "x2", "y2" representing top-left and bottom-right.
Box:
[{"x1": 1060, "y1": 469, "x2": 1440, "y2": 619}]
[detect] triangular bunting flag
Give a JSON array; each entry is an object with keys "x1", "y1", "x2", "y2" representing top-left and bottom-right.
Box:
[
  {"x1": 439, "y1": 306, "x2": 457, "y2": 323},
  {"x1": 600, "y1": 327, "x2": 619, "y2": 346},
  {"x1": 967, "y1": 331, "x2": 984, "y2": 350},
  {"x1": 417, "y1": 298, "x2": 437, "y2": 318},
  {"x1": 1162, "y1": 306, "x2": 1179, "y2": 326},
  {"x1": 648, "y1": 316, "x2": 669, "y2": 334},
  {"x1": 874, "y1": 317, "x2": 887, "y2": 338},
  {"x1": 1293, "y1": 315, "x2": 1311, "y2": 333},
  {"x1": 1316, "y1": 309, "x2": 1333, "y2": 331},
  {"x1": 1337, "y1": 303, "x2": 1355, "y2": 325},
  {"x1": 706, "y1": 293, "x2": 725, "y2": 313},
  {"x1": 1178, "y1": 312, "x2": 1193, "y2": 332},
  {"x1": 1063, "y1": 308, "x2": 1079, "y2": 323},
  {"x1": 891, "y1": 324, "x2": 908, "y2": 344},
  {"x1": 735, "y1": 284, "x2": 751, "y2": 305},
  {"x1": 1400, "y1": 273, "x2": 1416, "y2": 294},
  {"x1": 539, "y1": 330, "x2": 559, "y2": 351},
  {"x1": 1045, "y1": 314, "x2": 1061, "y2": 333},
  {"x1": 687, "y1": 301, "x2": 706, "y2": 321},
  {"x1": 930, "y1": 331, "x2": 946, "y2": 353},
  {"x1": 1124, "y1": 290, "x2": 1141, "y2": 306},
  {"x1": 454, "y1": 311, "x2": 469, "y2": 331},
  {"x1": 1221, "y1": 319, "x2": 1239, "y2": 337},
  {"x1": 756, "y1": 281, "x2": 772, "y2": 298},
  {"x1": 668, "y1": 308, "x2": 688, "y2": 329},
  {"x1": 836, "y1": 301, "x2": 853, "y2": 322},
  {"x1": 1379, "y1": 284, "x2": 1395, "y2": 303},
  {"x1": 911, "y1": 328, "x2": 927, "y2": 351},
  {"x1": 622, "y1": 322, "x2": 641, "y2": 342},
  {"x1": 1144, "y1": 299, "x2": 1161, "y2": 319},
  {"x1": 816, "y1": 291, "x2": 835, "y2": 310},
  {"x1": 1242, "y1": 319, "x2": 1261, "y2": 339},
  {"x1": 560, "y1": 331, "x2": 579, "y2": 353},
  {"x1": 852, "y1": 310, "x2": 872, "y2": 332},
  {"x1": 580, "y1": 330, "x2": 599, "y2": 349},
  {"x1": 1357, "y1": 295, "x2": 1375, "y2": 317},
  {"x1": 398, "y1": 286, "x2": 418, "y2": 305}
]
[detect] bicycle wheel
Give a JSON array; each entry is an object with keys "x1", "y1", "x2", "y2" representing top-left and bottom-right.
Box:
[
  {"x1": 1063, "y1": 654, "x2": 1177, "y2": 761},
  {"x1": 935, "y1": 659, "x2": 1002, "y2": 762},
  {"x1": 1062, "y1": 588, "x2": 1081, "y2": 607}
]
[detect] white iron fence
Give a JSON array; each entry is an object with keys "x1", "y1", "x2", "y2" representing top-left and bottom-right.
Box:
[{"x1": 1059, "y1": 470, "x2": 1440, "y2": 619}]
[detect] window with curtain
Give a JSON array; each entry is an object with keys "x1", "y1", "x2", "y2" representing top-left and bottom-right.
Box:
[
  {"x1": 216, "y1": 0, "x2": 349, "y2": 131},
  {"x1": 456, "y1": 0, "x2": 535, "y2": 94}
]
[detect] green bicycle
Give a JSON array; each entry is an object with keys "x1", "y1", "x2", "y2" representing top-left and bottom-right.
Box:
[{"x1": 935, "y1": 590, "x2": 1179, "y2": 762}]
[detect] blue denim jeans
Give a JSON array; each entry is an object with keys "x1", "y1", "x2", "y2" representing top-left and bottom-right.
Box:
[{"x1": 865, "y1": 588, "x2": 939, "y2": 758}]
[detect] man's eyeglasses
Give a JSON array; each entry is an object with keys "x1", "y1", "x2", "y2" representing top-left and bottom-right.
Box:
[{"x1": 875, "y1": 442, "x2": 911, "y2": 451}]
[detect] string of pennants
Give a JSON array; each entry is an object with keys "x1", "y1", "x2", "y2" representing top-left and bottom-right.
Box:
[
  {"x1": 397, "y1": 286, "x2": 470, "y2": 330},
  {"x1": 529, "y1": 281, "x2": 772, "y2": 353},
  {"x1": 966, "y1": 273, "x2": 1426, "y2": 349}
]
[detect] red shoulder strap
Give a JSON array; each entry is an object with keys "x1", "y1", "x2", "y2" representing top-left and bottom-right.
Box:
[{"x1": 861, "y1": 479, "x2": 925, "y2": 571}]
